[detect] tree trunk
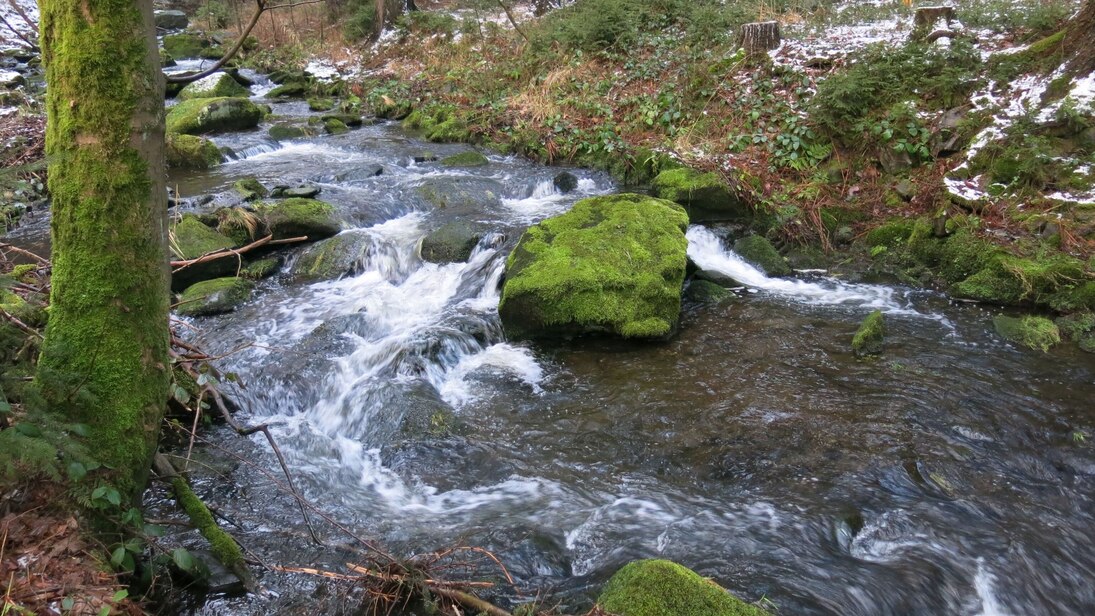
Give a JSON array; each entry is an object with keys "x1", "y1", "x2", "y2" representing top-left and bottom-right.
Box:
[
  {"x1": 1064, "y1": 0, "x2": 1095, "y2": 74},
  {"x1": 739, "y1": 21, "x2": 780, "y2": 55},
  {"x1": 38, "y1": 0, "x2": 170, "y2": 494}
]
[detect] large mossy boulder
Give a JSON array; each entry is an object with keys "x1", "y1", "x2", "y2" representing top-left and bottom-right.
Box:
[
  {"x1": 166, "y1": 134, "x2": 222, "y2": 169},
  {"x1": 421, "y1": 221, "x2": 483, "y2": 264},
  {"x1": 733, "y1": 235, "x2": 791, "y2": 276},
  {"x1": 167, "y1": 97, "x2": 265, "y2": 135},
  {"x1": 651, "y1": 168, "x2": 750, "y2": 222},
  {"x1": 290, "y1": 231, "x2": 371, "y2": 282},
  {"x1": 993, "y1": 314, "x2": 1060, "y2": 351},
  {"x1": 162, "y1": 33, "x2": 210, "y2": 59},
  {"x1": 598, "y1": 560, "x2": 768, "y2": 616},
  {"x1": 170, "y1": 215, "x2": 239, "y2": 289},
  {"x1": 257, "y1": 198, "x2": 341, "y2": 240},
  {"x1": 499, "y1": 193, "x2": 689, "y2": 339},
  {"x1": 177, "y1": 72, "x2": 249, "y2": 100},
  {"x1": 176, "y1": 277, "x2": 253, "y2": 317}
]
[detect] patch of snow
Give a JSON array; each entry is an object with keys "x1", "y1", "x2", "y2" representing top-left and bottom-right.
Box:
[
  {"x1": 0, "y1": 0, "x2": 38, "y2": 51},
  {"x1": 945, "y1": 175, "x2": 992, "y2": 203}
]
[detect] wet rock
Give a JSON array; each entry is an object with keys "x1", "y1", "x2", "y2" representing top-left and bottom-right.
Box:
[
  {"x1": 154, "y1": 10, "x2": 189, "y2": 30},
  {"x1": 257, "y1": 198, "x2": 341, "y2": 241},
  {"x1": 320, "y1": 112, "x2": 363, "y2": 127},
  {"x1": 290, "y1": 230, "x2": 371, "y2": 282},
  {"x1": 171, "y1": 215, "x2": 239, "y2": 289},
  {"x1": 232, "y1": 178, "x2": 267, "y2": 201},
  {"x1": 852, "y1": 310, "x2": 885, "y2": 357},
  {"x1": 268, "y1": 121, "x2": 319, "y2": 141},
  {"x1": 684, "y1": 279, "x2": 733, "y2": 304},
  {"x1": 176, "y1": 277, "x2": 253, "y2": 317},
  {"x1": 598, "y1": 560, "x2": 769, "y2": 616},
  {"x1": 162, "y1": 33, "x2": 210, "y2": 59},
  {"x1": 420, "y1": 221, "x2": 483, "y2": 264},
  {"x1": 266, "y1": 81, "x2": 310, "y2": 99},
  {"x1": 499, "y1": 193, "x2": 689, "y2": 340},
  {"x1": 895, "y1": 178, "x2": 916, "y2": 201},
  {"x1": 241, "y1": 257, "x2": 281, "y2": 280},
  {"x1": 323, "y1": 117, "x2": 349, "y2": 135},
  {"x1": 165, "y1": 134, "x2": 222, "y2": 170},
  {"x1": 325, "y1": 165, "x2": 383, "y2": 183},
  {"x1": 553, "y1": 171, "x2": 579, "y2": 193},
  {"x1": 167, "y1": 97, "x2": 265, "y2": 135},
  {"x1": 270, "y1": 184, "x2": 321, "y2": 199},
  {"x1": 440, "y1": 151, "x2": 489, "y2": 167},
  {"x1": 0, "y1": 70, "x2": 25, "y2": 88},
  {"x1": 177, "y1": 71, "x2": 249, "y2": 100},
  {"x1": 413, "y1": 152, "x2": 438, "y2": 163},
  {"x1": 415, "y1": 176, "x2": 504, "y2": 213},
  {"x1": 307, "y1": 97, "x2": 336, "y2": 111},
  {"x1": 733, "y1": 234, "x2": 791, "y2": 276},
  {"x1": 651, "y1": 167, "x2": 749, "y2": 222},
  {"x1": 993, "y1": 314, "x2": 1060, "y2": 352},
  {"x1": 1056, "y1": 312, "x2": 1095, "y2": 353}
]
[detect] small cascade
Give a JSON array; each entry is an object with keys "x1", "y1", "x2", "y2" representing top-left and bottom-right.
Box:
[
  {"x1": 224, "y1": 140, "x2": 283, "y2": 161},
  {"x1": 502, "y1": 177, "x2": 603, "y2": 221}
]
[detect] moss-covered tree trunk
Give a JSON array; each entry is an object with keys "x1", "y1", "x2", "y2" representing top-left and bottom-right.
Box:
[{"x1": 37, "y1": 0, "x2": 169, "y2": 493}]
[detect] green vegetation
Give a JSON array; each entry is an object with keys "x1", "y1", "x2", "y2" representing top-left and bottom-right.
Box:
[
  {"x1": 166, "y1": 97, "x2": 265, "y2": 135},
  {"x1": 598, "y1": 559, "x2": 768, "y2": 616},
  {"x1": 993, "y1": 314, "x2": 1061, "y2": 351},
  {"x1": 852, "y1": 310, "x2": 886, "y2": 357},
  {"x1": 499, "y1": 193, "x2": 689, "y2": 339},
  {"x1": 233, "y1": 178, "x2": 268, "y2": 201},
  {"x1": 257, "y1": 198, "x2": 341, "y2": 240},
  {"x1": 162, "y1": 33, "x2": 210, "y2": 59},
  {"x1": 651, "y1": 168, "x2": 748, "y2": 221}
]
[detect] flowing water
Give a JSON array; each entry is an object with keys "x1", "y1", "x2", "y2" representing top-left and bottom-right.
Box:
[{"x1": 13, "y1": 85, "x2": 1092, "y2": 614}]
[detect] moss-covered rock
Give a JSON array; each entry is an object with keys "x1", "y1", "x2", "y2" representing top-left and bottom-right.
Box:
[
  {"x1": 257, "y1": 198, "x2": 341, "y2": 240},
  {"x1": 162, "y1": 33, "x2": 210, "y2": 59},
  {"x1": 323, "y1": 118, "x2": 349, "y2": 135},
  {"x1": 1048, "y1": 281, "x2": 1095, "y2": 312},
  {"x1": 993, "y1": 314, "x2": 1060, "y2": 351},
  {"x1": 852, "y1": 310, "x2": 885, "y2": 357},
  {"x1": 269, "y1": 122, "x2": 319, "y2": 141},
  {"x1": 651, "y1": 168, "x2": 749, "y2": 222},
  {"x1": 866, "y1": 218, "x2": 918, "y2": 249},
  {"x1": 176, "y1": 277, "x2": 253, "y2": 317},
  {"x1": 499, "y1": 193, "x2": 689, "y2": 340},
  {"x1": 598, "y1": 560, "x2": 768, "y2": 616},
  {"x1": 375, "y1": 98, "x2": 413, "y2": 119},
  {"x1": 307, "y1": 97, "x2": 336, "y2": 111},
  {"x1": 177, "y1": 72, "x2": 249, "y2": 100},
  {"x1": 684, "y1": 279, "x2": 733, "y2": 303},
  {"x1": 421, "y1": 221, "x2": 483, "y2": 264},
  {"x1": 290, "y1": 231, "x2": 370, "y2": 282},
  {"x1": 440, "y1": 151, "x2": 489, "y2": 167},
  {"x1": 232, "y1": 178, "x2": 267, "y2": 201},
  {"x1": 266, "y1": 81, "x2": 310, "y2": 99},
  {"x1": 241, "y1": 257, "x2": 281, "y2": 280},
  {"x1": 733, "y1": 235, "x2": 791, "y2": 276},
  {"x1": 167, "y1": 97, "x2": 265, "y2": 135},
  {"x1": 415, "y1": 177, "x2": 503, "y2": 212},
  {"x1": 165, "y1": 134, "x2": 222, "y2": 169},
  {"x1": 170, "y1": 215, "x2": 239, "y2": 289},
  {"x1": 952, "y1": 253, "x2": 1083, "y2": 305}
]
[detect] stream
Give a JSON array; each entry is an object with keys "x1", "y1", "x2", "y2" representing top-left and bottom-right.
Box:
[{"x1": 9, "y1": 69, "x2": 1094, "y2": 615}]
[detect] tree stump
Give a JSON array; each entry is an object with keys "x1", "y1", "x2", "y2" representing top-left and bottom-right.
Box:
[
  {"x1": 912, "y1": 6, "x2": 957, "y2": 41},
  {"x1": 739, "y1": 21, "x2": 781, "y2": 55}
]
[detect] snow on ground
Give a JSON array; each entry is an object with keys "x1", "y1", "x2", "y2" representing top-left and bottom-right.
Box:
[{"x1": 0, "y1": 0, "x2": 38, "y2": 51}]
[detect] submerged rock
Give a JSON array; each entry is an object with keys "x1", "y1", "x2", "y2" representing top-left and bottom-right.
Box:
[
  {"x1": 852, "y1": 310, "x2": 885, "y2": 357},
  {"x1": 176, "y1": 277, "x2": 253, "y2": 317},
  {"x1": 167, "y1": 97, "x2": 265, "y2": 135},
  {"x1": 415, "y1": 177, "x2": 504, "y2": 213},
  {"x1": 177, "y1": 72, "x2": 249, "y2": 100},
  {"x1": 553, "y1": 171, "x2": 579, "y2": 193},
  {"x1": 271, "y1": 184, "x2": 321, "y2": 199},
  {"x1": 257, "y1": 198, "x2": 341, "y2": 240},
  {"x1": 165, "y1": 134, "x2": 221, "y2": 169},
  {"x1": 440, "y1": 151, "x2": 489, "y2": 167},
  {"x1": 323, "y1": 117, "x2": 349, "y2": 135},
  {"x1": 421, "y1": 221, "x2": 483, "y2": 264},
  {"x1": 597, "y1": 559, "x2": 768, "y2": 616},
  {"x1": 290, "y1": 230, "x2": 370, "y2": 282},
  {"x1": 651, "y1": 168, "x2": 749, "y2": 222},
  {"x1": 499, "y1": 193, "x2": 689, "y2": 340},
  {"x1": 993, "y1": 314, "x2": 1060, "y2": 352},
  {"x1": 733, "y1": 234, "x2": 790, "y2": 277}
]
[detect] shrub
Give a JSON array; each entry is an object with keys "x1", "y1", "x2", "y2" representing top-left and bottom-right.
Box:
[{"x1": 344, "y1": 3, "x2": 377, "y2": 42}]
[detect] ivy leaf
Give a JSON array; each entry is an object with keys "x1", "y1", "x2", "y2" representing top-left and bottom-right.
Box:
[
  {"x1": 112, "y1": 589, "x2": 129, "y2": 602},
  {"x1": 110, "y1": 546, "x2": 127, "y2": 568},
  {"x1": 172, "y1": 548, "x2": 195, "y2": 572},
  {"x1": 67, "y1": 462, "x2": 87, "y2": 482},
  {"x1": 105, "y1": 488, "x2": 122, "y2": 507}
]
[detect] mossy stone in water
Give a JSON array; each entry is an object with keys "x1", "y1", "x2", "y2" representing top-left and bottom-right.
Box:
[
  {"x1": 499, "y1": 193, "x2": 689, "y2": 340},
  {"x1": 176, "y1": 277, "x2": 253, "y2": 317},
  {"x1": 167, "y1": 97, "x2": 264, "y2": 135},
  {"x1": 233, "y1": 178, "x2": 267, "y2": 201},
  {"x1": 177, "y1": 72, "x2": 248, "y2": 100},
  {"x1": 598, "y1": 559, "x2": 768, "y2": 616},
  {"x1": 421, "y1": 221, "x2": 483, "y2": 264},
  {"x1": 162, "y1": 33, "x2": 209, "y2": 59},
  {"x1": 290, "y1": 231, "x2": 371, "y2": 282},
  {"x1": 307, "y1": 97, "x2": 336, "y2": 111},
  {"x1": 267, "y1": 81, "x2": 310, "y2": 99},
  {"x1": 257, "y1": 198, "x2": 341, "y2": 240},
  {"x1": 241, "y1": 257, "x2": 280, "y2": 280},
  {"x1": 440, "y1": 151, "x2": 489, "y2": 167},
  {"x1": 166, "y1": 134, "x2": 221, "y2": 169},
  {"x1": 323, "y1": 118, "x2": 349, "y2": 135},
  {"x1": 993, "y1": 315, "x2": 1060, "y2": 351},
  {"x1": 269, "y1": 122, "x2": 318, "y2": 140},
  {"x1": 685, "y1": 279, "x2": 733, "y2": 303},
  {"x1": 734, "y1": 235, "x2": 790, "y2": 276},
  {"x1": 952, "y1": 253, "x2": 1084, "y2": 305},
  {"x1": 852, "y1": 310, "x2": 885, "y2": 357},
  {"x1": 651, "y1": 168, "x2": 749, "y2": 222}
]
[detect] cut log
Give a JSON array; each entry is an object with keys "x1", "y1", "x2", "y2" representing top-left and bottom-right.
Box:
[
  {"x1": 912, "y1": 6, "x2": 957, "y2": 41},
  {"x1": 739, "y1": 21, "x2": 781, "y2": 54}
]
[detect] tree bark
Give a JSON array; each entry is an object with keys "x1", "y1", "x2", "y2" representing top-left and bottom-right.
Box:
[
  {"x1": 38, "y1": 0, "x2": 170, "y2": 494},
  {"x1": 739, "y1": 21, "x2": 780, "y2": 55},
  {"x1": 1064, "y1": 0, "x2": 1095, "y2": 74}
]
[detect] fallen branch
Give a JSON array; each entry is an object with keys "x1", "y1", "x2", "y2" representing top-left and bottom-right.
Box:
[
  {"x1": 0, "y1": 307, "x2": 42, "y2": 340},
  {"x1": 170, "y1": 234, "x2": 307, "y2": 272}
]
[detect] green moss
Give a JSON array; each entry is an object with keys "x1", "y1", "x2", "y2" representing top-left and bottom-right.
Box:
[
  {"x1": 162, "y1": 33, "x2": 209, "y2": 59},
  {"x1": 307, "y1": 97, "x2": 336, "y2": 111},
  {"x1": 852, "y1": 310, "x2": 885, "y2": 357},
  {"x1": 166, "y1": 97, "x2": 264, "y2": 135},
  {"x1": 172, "y1": 215, "x2": 235, "y2": 259},
  {"x1": 232, "y1": 178, "x2": 267, "y2": 201},
  {"x1": 441, "y1": 151, "x2": 489, "y2": 167},
  {"x1": 170, "y1": 475, "x2": 245, "y2": 573},
  {"x1": 1048, "y1": 281, "x2": 1095, "y2": 312},
  {"x1": 988, "y1": 30, "x2": 1065, "y2": 82},
  {"x1": 177, "y1": 72, "x2": 248, "y2": 100},
  {"x1": 499, "y1": 193, "x2": 689, "y2": 339},
  {"x1": 256, "y1": 198, "x2": 341, "y2": 240},
  {"x1": 651, "y1": 168, "x2": 748, "y2": 221},
  {"x1": 421, "y1": 221, "x2": 482, "y2": 264},
  {"x1": 865, "y1": 219, "x2": 917, "y2": 248},
  {"x1": 426, "y1": 117, "x2": 470, "y2": 143},
  {"x1": 1056, "y1": 311, "x2": 1094, "y2": 340},
  {"x1": 733, "y1": 235, "x2": 790, "y2": 276},
  {"x1": 268, "y1": 122, "x2": 318, "y2": 140},
  {"x1": 598, "y1": 560, "x2": 768, "y2": 616},
  {"x1": 176, "y1": 277, "x2": 253, "y2": 317},
  {"x1": 290, "y1": 231, "x2": 370, "y2": 282},
  {"x1": 685, "y1": 279, "x2": 733, "y2": 303},
  {"x1": 323, "y1": 117, "x2": 349, "y2": 135},
  {"x1": 953, "y1": 253, "x2": 1083, "y2": 305},
  {"x1": 241, "y1": 257, "x2": 280, "y2": 280},
  {"x1": 993, "y1": 314, "x2": 1060, "y2": 351},
  {"x1": 165, "y1": 134, "x2": 222, "y2": 169},
  {"x1": 266, "y1": 81, "x2": 311, "y2": 99}
]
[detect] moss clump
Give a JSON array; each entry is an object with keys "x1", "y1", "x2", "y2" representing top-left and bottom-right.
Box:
[
  {"x1": 598, "y1": 560, "x2": 768, "y2": 616},
  {"x1": 266, "y1": 81, "x2": 311, "y2": 99},
  {"x1": 165, "y1": 134, "x2": 222, "y2": 169},
  {"x1": 953, "y1": 253, "x2": 1083, "y2": 305},
  {"x1": 852, "y1": 310, "x2": 885, "y2": 357},
  {"x1": 176, "y1": 277, "x2": 254, "y2": 317},
  {"x1": 307, "y1": 97, "x2": 336, "y2": 111},
  {"x1": 684, "y1": 279, "x2": 733, "y2": 303},
  {"x1": 269, "y1": 122, "x2": 318, "y2": 140},
  {"x1": 232, "y1": 178, "x2": 267, "y2": 201},
  {"x1": 177, "y1": 72, "x2": 248, "y2": 100},
  {"x1": 993, "y1": 314, "x2": 1060, "y2": 351},
  {"x1": 733, "y1": 235, "x2": 791, "y2": 276},
  {"x1": 290, "y1": 231, "x2": 370, "y2": 282},
  {"x1": 172, "y1": 215, "x2": 235, "y2": 259},
  {"x1": 1048, "y1": 281, "x2": 1095, "y2": 312},
  {"x1": 441, "y1": 151, "x2": 489, "y2": 167},
  {"x1": 323, "y1": 118, "x2": 349, "y2": 135},
  {"x1": 162, "y1": 33, "x2": 209, "y2": 59},
  {"x1": 166, "y1": 97, "x2": 265, "y2": 135},
  {"x1": 169, "y1": 474, "x2": 248, "y2": 582},
  {"x1": 651, "y1": 168, "x2": 748, "y2": 222},
  {"x1": 241, "y1": 257, "x2": 280, "y2": 280},
  {"x1": 256, "y1": 198, "x2": 341, "y2": 240},
  {"x1": 866, "y1": 219, "x2": 918, "y2": 249},
  {"x1": 499, "y1": 193, "x2": 689, "y2": 339}
]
